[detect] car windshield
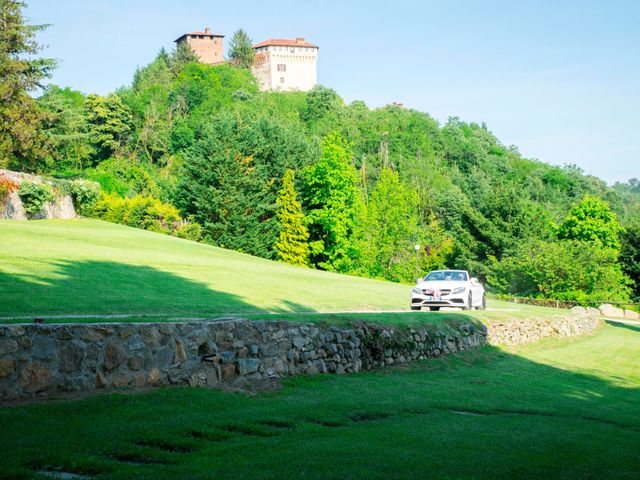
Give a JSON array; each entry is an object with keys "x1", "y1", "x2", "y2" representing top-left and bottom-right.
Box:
[{"x1": 424, "y1": 271, "x2": 467, "y2": 282}]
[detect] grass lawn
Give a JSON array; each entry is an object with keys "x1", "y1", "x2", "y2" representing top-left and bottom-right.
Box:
[
  {"x1": 0, "y1": 219, "x2": 564, "y2": 322},
  {"x1": 1, "y1": 321, "x2": 638, "y2": 479}
]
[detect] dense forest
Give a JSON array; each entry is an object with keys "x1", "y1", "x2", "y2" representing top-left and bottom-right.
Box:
[{"x1": 2, "y1": 1, "x2": 639, "y2": 303}]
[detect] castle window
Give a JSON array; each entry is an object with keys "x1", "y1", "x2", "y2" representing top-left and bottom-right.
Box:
[
  {"x1": 277, "y1": 64, "x2": 286, "y2": 72},
  {"x1": 280, "y1": 77, "x2": 285, "y2": 83}
]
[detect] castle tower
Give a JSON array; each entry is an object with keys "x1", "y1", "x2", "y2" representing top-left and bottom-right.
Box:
[
  {"x1": 251, "y1": 37, "x2": 318, "y2": 92},
  {"x1": 174, "y1": 27, "x2": 224, "y2": 65}
]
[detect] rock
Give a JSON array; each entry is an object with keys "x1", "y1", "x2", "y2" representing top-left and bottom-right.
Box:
[
  {"x1": 221, "y1": 363, "x2": 236, "y2": 381},
  {"x1": 118, "y1": 327, "x2": 134, "y2": 339},
  {"x1": 148, "y1": 367, "x2": 160, "y2": 385},
  {"x1": 104, "y1": 342, "x2": 126, "y2": 371},
  {"x1": 0, "y1": 338, "x2": 18, "y2": 356},
  {"x1": 95, "y1": 372, "x2": 107, "y2": 388},
  {"x1": 19, "y1": 362, "x2": 52, "y2": 393},
  {"x1": 159, "y1": 324, "x2": 174, "y2": 335},
  {"x1": 19, "y1": 336, "x2": 32, "y2": 349},
  {"x1": 128, "y1": 356, "x2": 144, "y2": 370},
  {"x1": 0, "y1": 359, "x2": 16, "y2": 377},
  {"x1": 174, "y1": 340, "x2": 187, "y2": 363},
  {"x1": 238, "y1": 358, "x2": 261, "y2": 375},
  {"x1": 59, "y1": 342, "x2": 84, "y2": 373},
  {"x1": 134, "y1": 373, "x2": 146, "y2": 388},
  {"x1": 570, "y1": 306, "x2": 587, "y2": 315},
  {"x1": 220, "y1": 351, "x2": 235, "y2": 364},
  {"x1": 112, "y1": 373, "x2": 132, "y2": 387},
  {"x1": 292, "y1": 336, "x2": 306, "y2": 349},
  {"x1": 623, "y1": 309, "x2": 640, "y2": 320},
  {"x1": 599, "y1": 304, "x2": 625, "y2": 318},
  {"x1": 142, "y1": 327, "x2": 161, "y2": 345}
]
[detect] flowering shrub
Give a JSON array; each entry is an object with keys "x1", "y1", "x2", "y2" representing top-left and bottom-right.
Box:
[
  {"x1": 18, "y1": 181, "x2": 55, "y2": 215},
  {"x1": 0, "y1": 174, "x2": 19, "y2": 203}
]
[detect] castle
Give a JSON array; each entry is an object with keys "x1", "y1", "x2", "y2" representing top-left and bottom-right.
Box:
[{"x1": 174, "y1": 28, "x2": 318, "y2": 92}]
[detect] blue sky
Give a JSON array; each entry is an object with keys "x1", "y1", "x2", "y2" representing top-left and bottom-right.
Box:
[{"x1": 25, "y1": 0, "x2": 639, "y2": 184}]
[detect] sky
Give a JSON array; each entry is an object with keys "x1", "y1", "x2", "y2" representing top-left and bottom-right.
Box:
[{"x1": 24, "y1": 0, "x2": 640, "y2": 184}]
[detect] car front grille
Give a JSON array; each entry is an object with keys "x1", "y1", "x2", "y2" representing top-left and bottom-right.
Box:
[{"x1": 422, "y1": 289, "x2": 451, "y2": 296}]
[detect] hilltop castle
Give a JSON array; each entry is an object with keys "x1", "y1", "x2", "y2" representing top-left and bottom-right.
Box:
[{"x1": 174, "y1": 28, "x2": 318, "y2": 92}]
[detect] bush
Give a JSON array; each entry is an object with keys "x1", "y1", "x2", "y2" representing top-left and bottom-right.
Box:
[
  {"x1": 18, "y1": 181, "x2": 55, "y2": 215},
  {"x1": 488, "y1": 239, "x2": 632, "y2": 303},
  {"x1": 93, "y1": 192, "x2": 184, "y2": 235},
  {"x1": 68, "y1": 179, "x2": 100, "y2": 215},
  {"x1": 174, "y1": 221, "x2": 203, "y2": 241},
  {"x1": 0, "y1": 174, "x2": 19, "y2": 202}
]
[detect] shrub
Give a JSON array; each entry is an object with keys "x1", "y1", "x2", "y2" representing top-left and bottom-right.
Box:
[
  {"x1": 93, "y1": 192, "x2": 186, "y2": 236},
  {"x1": 0, "y1": 174, "x2": 19, "y2": 202},
  {"x1": 175, "y1": 221, "x2": 203, "y2": 241},
  {"x1": 68, "y1": 179, "x2": 100, "y2": 215},
  {"x1": 18, "y1": 181, "x2": 55, "y2": 215}
]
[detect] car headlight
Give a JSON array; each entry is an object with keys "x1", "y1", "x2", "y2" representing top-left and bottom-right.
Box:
[
  {"x1": 452, "y1": 287, "x2": 466, "y2": 295},
  {"x1": 411, "y1": 287, "x2": 421, "y2": 294}
]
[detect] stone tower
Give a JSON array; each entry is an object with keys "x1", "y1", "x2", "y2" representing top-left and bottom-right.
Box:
[{"x1": 174, "y1": 27, "x2": 224, "y2": 65}]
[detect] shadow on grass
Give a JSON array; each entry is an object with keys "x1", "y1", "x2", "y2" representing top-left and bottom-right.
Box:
[
  {"x1": 605, "y1": 319, "x2": 640, "y2": 333},
  {"x1": 0, "y1": 259, "x2": 311, "y2": 318}
]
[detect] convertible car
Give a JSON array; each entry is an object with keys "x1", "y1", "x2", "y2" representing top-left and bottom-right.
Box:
[{"x1": 410, "y1": 270, "x2": 486, "y2": 311}]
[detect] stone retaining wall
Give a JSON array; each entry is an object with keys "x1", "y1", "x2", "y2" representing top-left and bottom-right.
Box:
[
  {"x1": 0, "y1": 315, "x2": 600, "y2": 401},
  {"x1": 0, "y1": 169, "x2": 77, "y2": 220}
]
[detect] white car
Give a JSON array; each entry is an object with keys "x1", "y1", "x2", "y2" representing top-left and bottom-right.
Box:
[{"x1": 410, "y1": 270, "x2": 486, "y2": 311}]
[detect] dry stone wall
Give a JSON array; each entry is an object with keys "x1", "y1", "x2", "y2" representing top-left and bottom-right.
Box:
[{"x1": 0, "y1": 315, "x2": 600, "y2": 402}]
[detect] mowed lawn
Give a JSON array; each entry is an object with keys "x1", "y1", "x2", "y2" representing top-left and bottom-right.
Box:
[
  {"x1": 0, "y1": 219, "x2": 563, "y2": 321},
  {"x1": 0, "y1": 219, "x2": 411, "y2": 316},
  {"x1": 1, "y1": 321, "x2": 638, "y2": 479}
]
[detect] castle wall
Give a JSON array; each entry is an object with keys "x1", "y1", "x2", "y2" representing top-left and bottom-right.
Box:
[{"x1": 183, "y1": 36, "x2": 224, "y2": 65}]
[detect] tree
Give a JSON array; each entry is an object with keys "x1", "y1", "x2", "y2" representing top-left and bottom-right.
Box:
[
  {"x1": 85, "y1": 94, "x2": 132, "y2": 163},
  {"x1": 169, "y1": 41, "x2": 199, "y2": 76},
  {"x1": 620, "y1": 222, "x2": 640, "y2": 300},
  {"x1": 557, "y1": 194, "x2": 623, "y2": 251},
  {"x1": 304, "y1": 133, "x2": 358, "y2": 272},
  {"x1": 489, "y1": 239, "x2": 632, "y2": 303},
  {"x1": 228, "y1": 29, "x2": 255, "y2": 69},
  {"x1": 38, "y1": 85, "x2": 93, "y2": 170},
  {"x1": 175, "y1": 113, "x2": 314, "y2": 259},
  {"x1": 274, "y1": 169, "x2": 310, "y2": 266},
  {"x1": 0, "y1": 0, "x2": 56, "y2": 171}
]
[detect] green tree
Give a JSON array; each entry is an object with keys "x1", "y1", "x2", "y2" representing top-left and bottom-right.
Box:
[
  {"x1": 227, "y1": 29, "x2": 255, "y2": 69},
  {"x1": 557, "y1": 194, "x2": 623, "y2": 250},
  {"x1": 304, "y1": 133, "x2": 358, "y2": 272},
  {"x1": 85, "y1": 94, "x2": 132, "y2": 163},
  {"x1": 489, "y1": 239, "x2": 632, "y2": 303},
  {"x1": 0, "y1": 0, "x2": 56, "y2": 171},
  {"x1": 169, "y1": 41, "x2": 199, "y2": 76},
  {"x1": 274, "y1": 169, "x2": 310, "y2": 266},
  {"x1": 38, "y1": 85, "x2": 93, "y2": 171},
  {"x1": 620, "y1": 222, "x2": 640, "y2": 300}
]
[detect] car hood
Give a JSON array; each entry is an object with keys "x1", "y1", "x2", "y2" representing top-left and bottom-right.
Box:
[{"x1": 416, "y1": 281, "x2": 469, "y2": 291}]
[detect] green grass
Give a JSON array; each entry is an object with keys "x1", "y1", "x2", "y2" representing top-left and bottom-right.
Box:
[
  {"x1": 0, "y1": 219, "x2": 564, "y2": 321},
  {"x1": 1, "y1": 322, "x2": 638, "y2": 479}
]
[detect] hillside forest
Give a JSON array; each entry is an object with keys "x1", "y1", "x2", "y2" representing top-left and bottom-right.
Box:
[{"x1": 1, "y1": 1, "x2": 639, "y2": 304}]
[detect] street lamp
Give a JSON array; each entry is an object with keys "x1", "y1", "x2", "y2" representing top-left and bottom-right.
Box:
[{"x1": 414, "y1": 244, "x2": 420, "y2": 280}]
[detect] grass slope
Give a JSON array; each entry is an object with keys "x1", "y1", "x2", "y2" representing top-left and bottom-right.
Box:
[
  {"x1": 0, "y1": 219, "x2": 564, "y2": 321},
  {"x1": 1, "y1": 322, "x2": 638, "y2": 479},
  {"x1": 0, "y1": 219, "x2": 411, "y2": 316}
]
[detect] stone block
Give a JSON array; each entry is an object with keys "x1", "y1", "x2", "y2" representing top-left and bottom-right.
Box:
[
  {"x1": 104, "y1": 342, "x2": 126, "y2": 371},
  {"x1": 19, "y1": 362, "x2": 52, "y2": 393},
  {"x1": 623, "y1": 309, "x2": 639, "y2": 320},
  {"x1": 0, "y1": 359, "x2": 16, "y2": 377},
  {"x1": 599, "y1": 304, "x2": 625, "y2": 318},
  {"x1": 238, "y1": 358, "x2": 261, "y2": 375}
]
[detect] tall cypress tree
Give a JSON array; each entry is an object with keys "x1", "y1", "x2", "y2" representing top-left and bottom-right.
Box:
[
  {"x1": 0, "y1": 0, "x2": 56, "y2": 171},
  {"x1": 274, "y1": 169, "x2": 310, "y2": 266}
]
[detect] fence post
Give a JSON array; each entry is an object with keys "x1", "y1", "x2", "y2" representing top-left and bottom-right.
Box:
[{"x1": 556, "y1": 299, "x2": 559, "y2": 309}]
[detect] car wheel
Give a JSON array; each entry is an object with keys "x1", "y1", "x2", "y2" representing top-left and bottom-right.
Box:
[
  {"x1": 462, "y1": 293, "x2": 472, "y2": 310},
  {"x1": 429, "y1": 306, "x2": 440, "y2": 311},
  {"x1": 479, "y1": 295, "x2": 487, "y2": 310},
  {"x1": 411, "y1": 306, "x2": 421, "y2": 311}
]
